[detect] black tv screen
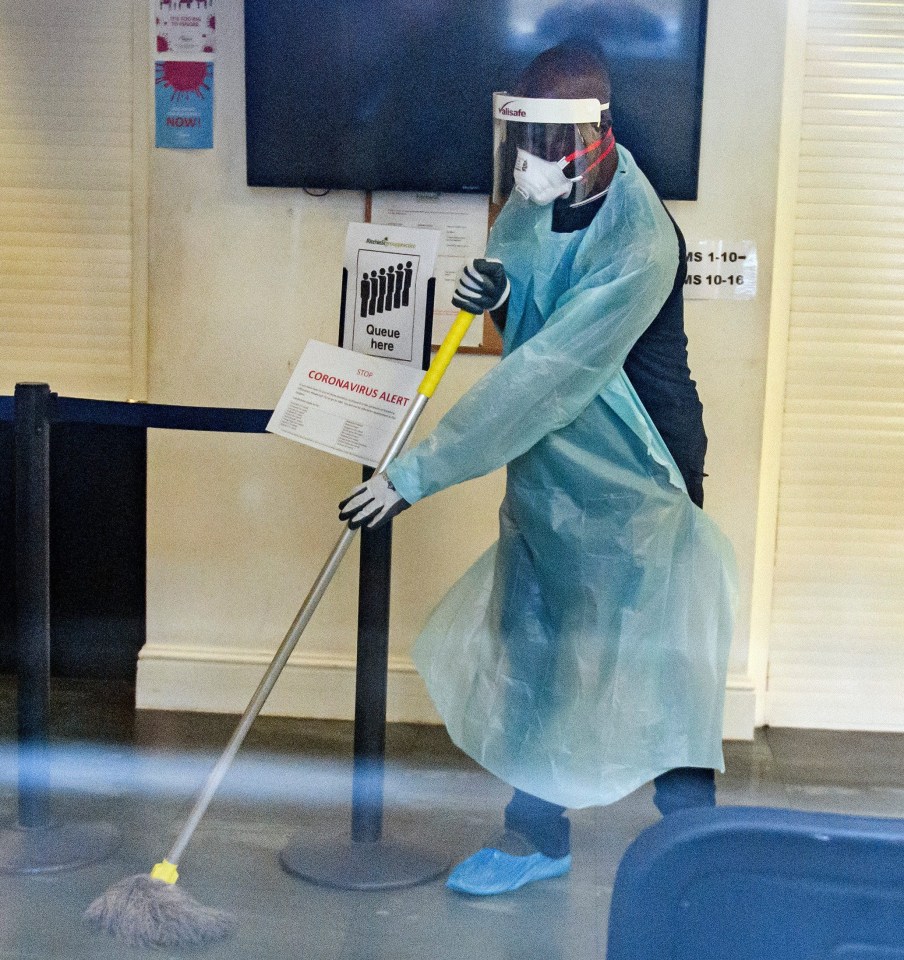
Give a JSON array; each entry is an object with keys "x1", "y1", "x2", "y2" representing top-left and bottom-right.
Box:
[{"x1": 245, "y1": 1, "x2": 708, "y2": 200}]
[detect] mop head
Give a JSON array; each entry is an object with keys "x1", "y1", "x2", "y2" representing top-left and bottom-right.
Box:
[{"x1": 84, "y1": 873, "x2": 236, "y2": 948}]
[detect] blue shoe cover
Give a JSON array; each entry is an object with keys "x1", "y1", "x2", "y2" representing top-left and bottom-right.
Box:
[{"x1": 446, "y1": 848, "x2": 572, "y2": 896}]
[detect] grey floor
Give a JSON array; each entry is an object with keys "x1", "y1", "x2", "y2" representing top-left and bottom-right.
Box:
[{"x1": 0, "y1": 677, "x2": 902, "y2": 959}]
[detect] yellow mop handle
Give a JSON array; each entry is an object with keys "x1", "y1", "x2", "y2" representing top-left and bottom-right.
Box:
[
  {"x1": 417, "y1": 310, "x2": 477, "y2": 398},
  {"x1": 150, "y1": 859, "x2": 179, "y2": 884}
]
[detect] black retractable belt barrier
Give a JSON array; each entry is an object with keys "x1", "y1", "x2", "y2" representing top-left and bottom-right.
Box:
[
  {"x1": 15, "y1": 383, "x2": 51, "y2": 830},
  {"x1": 279, "y1": 276, "x2": 448, "y2": 890},
  {"x1": 15, "y1": 384, "x2": 51, "y2": 827},
  {"x1": 0, "y1": 387, "x2": 272, "y2": 874},
  {"x1": 0, "y1": 384, "x2": 118, "y2": 874},
  {"x1": 280, "y1": 471, "x2": 447, "y2": 889}
]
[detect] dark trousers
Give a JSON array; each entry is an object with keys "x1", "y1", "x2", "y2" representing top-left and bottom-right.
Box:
[{"x1": 504, "y1": 768, "x2": 716, "y2": 859}]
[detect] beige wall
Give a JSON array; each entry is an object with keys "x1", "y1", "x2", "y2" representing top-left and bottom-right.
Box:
[{"x1": 138, "y1": 0, "x2": 790, "y2": 737}]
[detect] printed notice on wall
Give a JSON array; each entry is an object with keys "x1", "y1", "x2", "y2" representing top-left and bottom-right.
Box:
[
  {"x1": 684, "y1": 240, "x2": 757, "y2": 300},
  {"x1": 155, "y1": 0, "x2": 215, "y2": 58},
  {"x1": 267, "y1": 341, "x2": 425, "y2": 467},
  {"x1": 370, "y1": 192, "x2": 489, "y2": 347},
  {"x1": 154, "y1": 61, "x2": 213, "y2": 149},
  {"x1": 341, "y1": 222, "x2": 440, "y2": 370}
]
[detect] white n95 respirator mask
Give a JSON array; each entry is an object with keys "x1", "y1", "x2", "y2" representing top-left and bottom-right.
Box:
[{"x1": 512, "y1": 149, "x2": 578, "y2": 205}]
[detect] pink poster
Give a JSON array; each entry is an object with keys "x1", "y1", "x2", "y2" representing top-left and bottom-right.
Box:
[{"x1": 155, "y1": 0, "x2": 215, "y2": 58}]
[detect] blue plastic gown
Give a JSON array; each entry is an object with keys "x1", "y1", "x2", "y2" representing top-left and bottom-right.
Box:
[{"x1": 386, "y1": 146, "x2": 737, "y2": 809}]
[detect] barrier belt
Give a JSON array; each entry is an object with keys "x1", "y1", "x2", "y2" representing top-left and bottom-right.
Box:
[{"x1": 0, "y1": 394, "x2": 272, "y2": 433}]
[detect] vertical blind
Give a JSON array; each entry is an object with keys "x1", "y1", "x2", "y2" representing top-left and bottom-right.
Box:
[
  {"x1": 768, "y1": 0, "x2": 904, "y2": 728},
  {"x1": 0, "y1": 1, "x2": 139, "y2": 400}
]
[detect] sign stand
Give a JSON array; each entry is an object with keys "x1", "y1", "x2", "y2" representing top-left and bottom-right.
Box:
[{"x1": 280, "y1": 265, "x2": 449, "y2": 889}]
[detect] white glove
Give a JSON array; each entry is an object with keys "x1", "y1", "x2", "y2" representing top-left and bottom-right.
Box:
[
  {"x1": 451, "y1": 258, "x2": 510, "y2": 314},
  {"x1": 338, "y1": 473, "x2": 410, "y2": 530}
]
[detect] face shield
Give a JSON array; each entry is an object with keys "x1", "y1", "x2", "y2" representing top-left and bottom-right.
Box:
[{"x1": 492, "y1": 93, "x2": 614, "y2": 209}]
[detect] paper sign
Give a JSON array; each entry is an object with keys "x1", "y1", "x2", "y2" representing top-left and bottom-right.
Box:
[
  {"x1": 370, "y1": 192, "x2": 489, "y2": 347},
  {"x1": 684, "y1": 240, "x2": 757, "y2": 300},
  {"x1": 155, "y1": 0, "x2": 215, "y2": 58},
  {"x1": 267, "y1": 341, "x2": 425, "y2": 467},
  {"x1": 154, "y1": 61, "x2": 213, "y2": 149},
  {"x1": 341, "y1": 223, "x2": 439, "y2": 368}
]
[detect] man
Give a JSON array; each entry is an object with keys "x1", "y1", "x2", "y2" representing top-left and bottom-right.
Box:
[{"x1": 340, "y1": 44, "x2": 736, "y2": 896}]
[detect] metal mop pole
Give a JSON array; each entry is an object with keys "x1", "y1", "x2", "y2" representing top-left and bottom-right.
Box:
[{"x1": 157, "y1": 394, "x2": 429, "y2": 875}]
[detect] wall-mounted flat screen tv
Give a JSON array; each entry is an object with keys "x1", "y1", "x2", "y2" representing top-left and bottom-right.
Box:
[{"x1": 245, "y1": 0, "x2": 708, "y2": 200}]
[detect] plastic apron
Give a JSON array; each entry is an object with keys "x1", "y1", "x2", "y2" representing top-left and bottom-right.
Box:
[{"x1": 386, "y1": 147, "x2": 737, "y2": 809}]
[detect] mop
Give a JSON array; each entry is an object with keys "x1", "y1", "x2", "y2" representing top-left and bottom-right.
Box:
[{"x1": 85, "y1": 310, "x2": 478, "y2": 947}]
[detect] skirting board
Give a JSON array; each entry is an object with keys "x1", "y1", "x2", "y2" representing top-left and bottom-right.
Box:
[{"x1": 136, "y1": 645, "x2": 757, "y2": 741}]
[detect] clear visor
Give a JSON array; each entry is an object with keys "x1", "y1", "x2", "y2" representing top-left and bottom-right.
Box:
[{"x1": 492, "y1": 94, "x2": 612, "y2": 209}]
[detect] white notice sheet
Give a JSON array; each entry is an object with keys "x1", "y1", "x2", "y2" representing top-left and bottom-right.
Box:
[
  {"x1": 267, "y1": 341, "x2": 425, "y2": 467},
  {"x1": 370, "y1": 192, "x2": 490, "y2": 347}
]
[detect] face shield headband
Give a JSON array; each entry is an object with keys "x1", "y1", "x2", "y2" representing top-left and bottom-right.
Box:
[{"x1": 560, "y1": 127, "x2": 616, "y2": 178}]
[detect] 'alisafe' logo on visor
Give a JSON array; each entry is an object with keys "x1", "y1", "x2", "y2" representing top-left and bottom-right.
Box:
[{"x1": 498, "y1": 101, "x2": 527, "y2": 118}]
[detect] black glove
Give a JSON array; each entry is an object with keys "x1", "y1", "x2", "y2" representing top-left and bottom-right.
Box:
[
  {"x1": 338, "y1": 474, "x2": 410, "y2": 530},
  {"x1": 451, "y1": 258, "x2": 510, "y2": 314}
]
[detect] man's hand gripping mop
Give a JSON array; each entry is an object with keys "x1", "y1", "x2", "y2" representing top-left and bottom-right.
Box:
[{"x1": 84, "y1": 309, "x2": 479, "y2": 949}]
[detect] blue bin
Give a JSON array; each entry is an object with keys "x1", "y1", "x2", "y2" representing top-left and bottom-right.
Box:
[{"x1": 606, "y1": 806, "x2": 904, "y2": 959}]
